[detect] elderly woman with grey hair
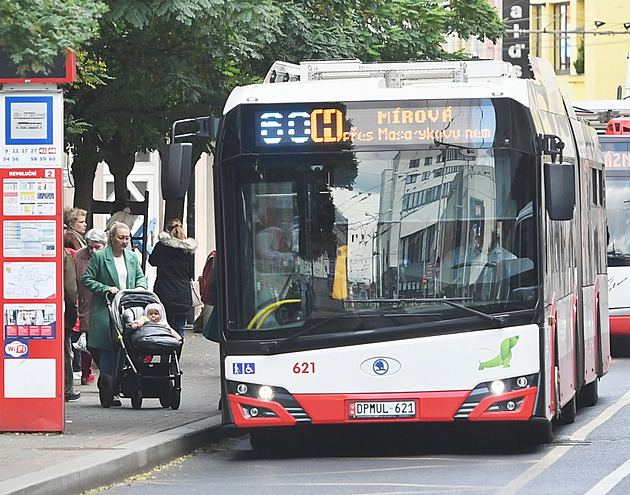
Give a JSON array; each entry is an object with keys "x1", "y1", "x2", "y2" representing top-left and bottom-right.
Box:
[
  {"x1": 74, "y1": 228, "x2": 108, "y2": 385},
  {"x1": 64, "y1": 207, "x2": 88, "y2": 250}
]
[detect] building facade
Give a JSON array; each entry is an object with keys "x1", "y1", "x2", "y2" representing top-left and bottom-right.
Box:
[
  {"x1": 530, "y1": 0, "x2": 630, "y2": 101},
  {"x1": 450, "y1": 1, "x2": 630, "y2": 102}
]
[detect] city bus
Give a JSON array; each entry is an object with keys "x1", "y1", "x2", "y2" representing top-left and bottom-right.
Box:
[
  {"x1": 212, "y1": 57, "x2": 610, "y2": 447},
  {"x1": 601, "y1": 129, "x2": 630, "y2": 347}
]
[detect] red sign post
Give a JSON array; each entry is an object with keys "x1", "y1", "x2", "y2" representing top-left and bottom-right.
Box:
[{"x1": 0, "y1": 88, "x2": 66, "y2": 431}]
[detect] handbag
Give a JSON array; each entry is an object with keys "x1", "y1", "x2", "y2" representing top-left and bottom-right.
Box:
[
  {"x1": 72, "y1": 331, "x2": 88, "y2": 353},
  {"x1": 190, "y1": 280, "x2": 204, "y2": 307}
]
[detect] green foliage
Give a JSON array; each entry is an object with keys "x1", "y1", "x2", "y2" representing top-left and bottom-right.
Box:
[
  {"x1": 574, "y1": 39, "x2": 584, "y2": 75},
  {"x1": 0, "y1": 0, "x2": 107, "y2": 76},
  {"x1": 1, "y1": 0, "x2": 506, "y2": 212},
  {"x1": 108, "y1": 0, "x2": 222, "y2": 28},
  {"x1": 247, "y1": 0, "x2": 506, "y2": 69}
]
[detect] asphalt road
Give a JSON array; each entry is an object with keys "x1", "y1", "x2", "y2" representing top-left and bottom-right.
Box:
[{"x1": 97, "y1": 355, "x2": 630, "y2": 495}]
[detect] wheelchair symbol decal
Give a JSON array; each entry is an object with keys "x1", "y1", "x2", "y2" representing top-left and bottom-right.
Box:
[{"x1": 233, "y1": 363, "x2": 256, "y2": 375}]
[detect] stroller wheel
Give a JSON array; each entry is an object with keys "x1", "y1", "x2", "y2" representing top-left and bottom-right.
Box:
[
  {"x1": 98, "y1": 375, "x2": 116, "y2": 408},
  {"x1": 169, "y1": 388, "x2": 181, "y2": 410},
  {"x1": 131, "y1": 387, "x2": 143, "y2": 410},
  {"x1": 159, "y1": 392, "x2": 171, "y2": 408}
]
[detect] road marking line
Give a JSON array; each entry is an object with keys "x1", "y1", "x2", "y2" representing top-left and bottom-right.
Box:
[
  {"x1": 498, "y1": 388, "x2": 630, "y2": 495},
  {"x1": 569, "y1": 389, "x2": 630, "y2": 442},
  {"x1": 499, "y1": 445, "x2": 573, "y2": 495},
  {"x1": 584, "y1": 458, "x2": 630, "y2": 495}
]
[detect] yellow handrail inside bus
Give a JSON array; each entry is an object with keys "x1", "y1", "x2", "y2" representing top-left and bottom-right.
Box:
[{"x1": 247, "y1": 299, "x2": 301, "y2": 329}]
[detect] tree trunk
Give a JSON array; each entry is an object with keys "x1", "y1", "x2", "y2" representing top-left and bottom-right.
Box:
[
  {"x1": 70, "y1": 136, "x2": 101, "y2": 224},
  {"x1": 164, "y1": 198, "x2": 185, "y2": 230},
  {"x1": 105, "y1": 138, "x2": 136, "y2": 206},
  {"x1": 72, "y1": 164, "x2": 98, "y2": 214}
]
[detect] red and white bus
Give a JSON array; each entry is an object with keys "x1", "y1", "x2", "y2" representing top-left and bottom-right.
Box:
[
  {"x1": 212, "y1": 57, "x2": 610, "y2": 447},
  {"x1": 601, "y1": 127, "x2": 630, "y2": 345}
]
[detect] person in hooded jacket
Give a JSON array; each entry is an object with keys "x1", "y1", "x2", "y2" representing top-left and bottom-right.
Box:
[{"x1": 149, "y1": 219, "x2": 198, "y2": 340}]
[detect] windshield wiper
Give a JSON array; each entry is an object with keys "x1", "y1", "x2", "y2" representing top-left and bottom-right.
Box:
[
  {"x1": 262, "y1": 299, "x2": 508, "y2": 353},
  {"x1": 373, "y1": 297, "x2": 507, "y2": 327},
  {"x1": 260, "y1": 316, "x2": 354, "y2": 353},
  {"x1": 436, "y1": 298, "x2": 508, "y2": 327}
]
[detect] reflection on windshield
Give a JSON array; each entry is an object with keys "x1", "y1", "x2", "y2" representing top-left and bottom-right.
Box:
[{"x1": 236, "y1": 148, "x2": 538, "y2": 331}]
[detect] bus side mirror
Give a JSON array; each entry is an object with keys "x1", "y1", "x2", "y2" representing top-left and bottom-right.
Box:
[
  {"x1": 544, "y1": 161, "x2": 575, "y2": 221},
  {"x1": 161, "y1": 143, "x2": 193, "y2": 200}
]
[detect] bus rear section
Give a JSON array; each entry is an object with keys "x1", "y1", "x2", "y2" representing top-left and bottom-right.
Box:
[
  {"x1": 213, "y1": 58, "x2": 610, "y2": 446},
  {"x1": 602, "y1": 133, "x2": 630, "y2": 344}
]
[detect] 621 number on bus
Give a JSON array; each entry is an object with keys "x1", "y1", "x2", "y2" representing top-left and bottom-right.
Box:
[{"x1": 293, "y1": 362, "x2": 315, "y2": 374}]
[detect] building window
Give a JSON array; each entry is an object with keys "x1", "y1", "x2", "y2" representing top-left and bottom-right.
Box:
[
  {"x1": 531, "y1": 5, "x2": 542, "y2": 57},
  {"x1": 554, "y1": 2, "x2": 571, "y2": 74}
]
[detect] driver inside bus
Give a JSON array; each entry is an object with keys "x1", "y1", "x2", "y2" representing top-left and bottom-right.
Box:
[{"x1": 439, "y1": 229, "x2": 516, "y2": 298}]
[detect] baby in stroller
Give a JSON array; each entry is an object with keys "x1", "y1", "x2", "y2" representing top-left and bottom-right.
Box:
[
  {"x1": 101, "y1": 289, "x2": 183, "y2": 410},
  {"x1": 131, "y1": 303, "x2": 182, "y2": 341},
  {"x1": 131, "y1": 303, "x2": 181, "y2": 363}
]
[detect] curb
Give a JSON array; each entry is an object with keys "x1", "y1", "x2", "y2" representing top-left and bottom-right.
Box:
[{"x1": 0, "y1": 414, "x2": 223, "y2": 495}]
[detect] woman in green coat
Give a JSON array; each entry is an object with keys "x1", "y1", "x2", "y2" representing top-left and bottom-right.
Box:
[{"x1": 82, "y1": 222, "x2": 147, "y2": 382}]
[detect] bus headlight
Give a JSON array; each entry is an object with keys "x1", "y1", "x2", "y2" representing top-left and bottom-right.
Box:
[
  {"x1": 258, "y1": 385, "x2": 275, "y2": 401},
  {"x1": 490, "y1": 380, "x2": 506, "y2": 395}
]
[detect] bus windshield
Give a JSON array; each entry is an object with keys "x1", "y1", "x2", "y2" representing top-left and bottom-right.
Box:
[{"x1": 225, "y1": 146, "x2": 539, "y2": 335}]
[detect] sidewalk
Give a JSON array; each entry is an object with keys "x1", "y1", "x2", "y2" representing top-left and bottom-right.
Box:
[{"x1": 0, "y1": 332, "x2": 223, "y2": 495}]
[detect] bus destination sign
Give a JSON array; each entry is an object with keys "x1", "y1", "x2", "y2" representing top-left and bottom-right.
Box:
[
  {"x1": 603, "y1": 150, "x2": 630, "y2": 168},
  {"x1": 254, "y1": 100, "x2": 497, "y2": 149}
]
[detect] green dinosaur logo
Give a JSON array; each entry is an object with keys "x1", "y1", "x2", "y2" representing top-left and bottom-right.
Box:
[{"x1": 478, "y1": 336, "x2": 520, "y2": 370}]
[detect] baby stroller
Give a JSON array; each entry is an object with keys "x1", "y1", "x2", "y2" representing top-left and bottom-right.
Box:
[{"x1": 101, "y1": 289, "x2": 182, "y2": 410}]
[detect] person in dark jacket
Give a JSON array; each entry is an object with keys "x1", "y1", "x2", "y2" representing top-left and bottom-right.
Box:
[{"x1": 149, "y1": 219, "x2": 198, "y2": 339}]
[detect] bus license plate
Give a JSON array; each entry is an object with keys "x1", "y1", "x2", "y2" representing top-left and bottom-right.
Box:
[{"x1": 348, "y1": 400, "x2": 416, "y2": 419}]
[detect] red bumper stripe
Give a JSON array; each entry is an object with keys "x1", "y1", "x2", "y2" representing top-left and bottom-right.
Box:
[
  {"x1": 229, "y1": 395, "x2": 298, "y2": 427},
  {"x1": 467, "y1": 387, "x2": 537, "y2": 421},
  {"x1": 297, "y1": 391, "x2": 469, "y2": 423},
  {"x1": 610, "y1": 315, "x2": 630, "y2": 337},
  {"x1": 229, "y1": 388, "x2": 538, "y2": 426}
]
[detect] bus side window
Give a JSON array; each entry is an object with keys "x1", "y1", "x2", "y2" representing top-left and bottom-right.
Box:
[{"x1": 510, "y1": 204, "x2": 537, "y2": 300}]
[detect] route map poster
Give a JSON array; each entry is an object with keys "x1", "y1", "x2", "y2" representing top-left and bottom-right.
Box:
[{"x1": 0, "y1": 88, "x2": 64, "y2": 431}]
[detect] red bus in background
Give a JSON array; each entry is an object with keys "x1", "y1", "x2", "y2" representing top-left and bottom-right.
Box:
[
  {"x1": 606, "y1": 118, "x2": 630, "y2": 136},
  {"x1": 602, "y1": 121, "x2": 630, "y2": 346}
]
